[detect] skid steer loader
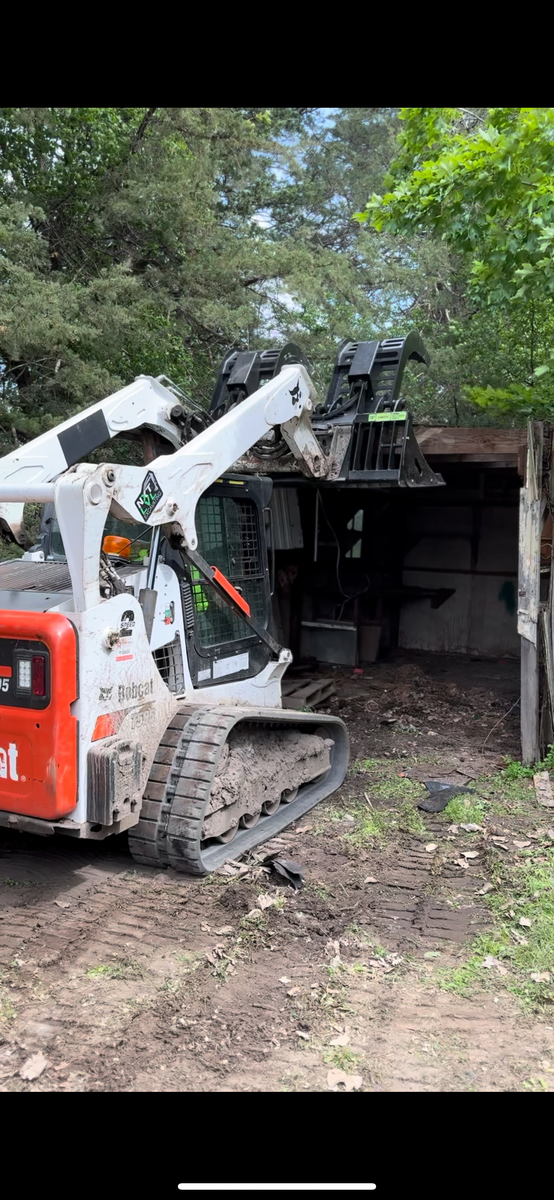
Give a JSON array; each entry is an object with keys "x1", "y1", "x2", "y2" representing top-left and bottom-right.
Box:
[{"x1": 0, "y1": 335, "x2": 442, "y2": 875}]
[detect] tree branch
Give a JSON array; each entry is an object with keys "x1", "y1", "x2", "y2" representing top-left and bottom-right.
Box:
[{"x1": 131, "y1": 108, "x2": 157, "y2": 152}]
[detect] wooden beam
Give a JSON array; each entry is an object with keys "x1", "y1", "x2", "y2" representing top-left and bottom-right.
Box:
[
  {"x1": 518, "y1": 421, "x2": 542, "y2": 764},
  {"x1": 414, "y1": 427, "x2": 527, "y2": 458}
]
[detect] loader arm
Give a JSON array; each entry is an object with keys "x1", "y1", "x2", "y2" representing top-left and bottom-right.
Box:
[
  {"x1": 0, "y1": 364, "x2": 329, "y2": 615},
  {"x1": 0, "y1": 374, "x2": 188, "y2": 546}
]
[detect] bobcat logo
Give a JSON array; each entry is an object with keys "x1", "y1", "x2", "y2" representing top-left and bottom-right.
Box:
[{"x1": 289, "y1": 383, "x2": 302, "y2": 404}]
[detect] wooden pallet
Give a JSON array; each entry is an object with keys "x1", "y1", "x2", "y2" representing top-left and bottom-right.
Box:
[{"x1": 281, "y1": 677, "x2": 336, "y2": 709}]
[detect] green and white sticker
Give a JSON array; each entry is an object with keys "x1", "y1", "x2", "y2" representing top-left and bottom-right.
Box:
[{"x1": 365, "y1": 411, "x2": 407, "y2": 422}]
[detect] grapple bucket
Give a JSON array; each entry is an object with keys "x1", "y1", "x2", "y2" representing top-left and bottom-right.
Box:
[
  {"x1": 210, "y1": 332, "x2": 444, "y2": 489},
  {"x1": 314, "y1": 332, "x2": 444, "y2": 488}
]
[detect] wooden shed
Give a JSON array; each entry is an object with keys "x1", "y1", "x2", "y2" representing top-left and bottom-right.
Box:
[{"x1": 268, "y1": 422, "x2": 551, "y2": 764}]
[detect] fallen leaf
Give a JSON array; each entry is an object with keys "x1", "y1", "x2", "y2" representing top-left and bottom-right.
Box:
[
  {"x1": 460, "y1": 823, "x2": 482, "y2": 832},
  {"x1": 19, "y1": 1052, "x2": 49, "y2": 1081},
  {"x1": 482, "y1": 955, "x2": 508, "y2": 975},
  {"x1": 447, "y1": 824, "x2": 459, "y2": 834},
  {"x1": 213, "y1": 926, "x2": 234, "y2": 936},
  {"x1": 200, "y1": 922, "x2": 211, "y2": 932},
  {"x1": 297, "y1": 1030, "x2": 310, "y2": 1039},
  {"x1": 531, "y1": 972, "x2": 551, "y2": 983},
  {"x1": 329, "y1": 1033, "x2": 349, "y2": 1046},
  {"x1": 454, "y1": 858, "x2": 469, "y2": 869},
  {"x1": 278, "y1": 976, "x2": 291, "y2": 985},
  {"x1": 519, "y1": 917, "x2": 532, "y2": 927},
  {"x1": 327, "y1": 1068, "x2": 363, "y2": 1091},
  {"x1": 461, "y1": 850, "x2": 479, "y2": 859},
  {"x1": 425, "y1": 844, "x2": 438, "y2": 853},
  {"x1": 329, "y1": 955, "x2": 342, "y2": 969},
  {"x1": 54, "y1": 1062, "x2": 69, "y2": 1071},
  {"x1": 386, "y1": 954, "x2": 403, "y2": 966},
  {"x1": 287, "y1": 987, "x2": 301, "y2": 997},
  {"x1": 364, "y1": 876, "x2": 377, "y2": 884},
  {"x1": 204, "y1": 950, "x2": 216, "y2": 965},
  {"x1": 369, "y1": 958, "x2": 385, "y2": 968},
  {"x1": 514, "y1": 840, "x2": 531, "y2": 849},
  {"x1": 54, "y1": 900, "x2": 70, "y2": 908},
  {"x1": 477, "y1": 883, "x2": 494, "y2": 895},
  {"x1": 257, "y1": 895, "x2": 275, "y2": 911},
  {"x1": 245, "y1": 909, "x2": 263, "y2": 921},
  {"x1": 423, "y1": 951, "x2": 441, "y2": 959}
]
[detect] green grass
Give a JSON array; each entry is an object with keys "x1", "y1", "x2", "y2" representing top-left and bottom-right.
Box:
[
  {"x1": 0, "y1": 996, "x2": 16, "y2": 1021},
  {"x1": 503, "y1": 744, "x2": 554, "y2": 780},
  {"x1": 443, "y1": 794, "x2": 488, "y2": 825},
  {"x1": 85, "y1": 960, "x2": 142, "y2": 980},
  {"x1": 157, "y1": 978, "x2": 182, "y2": 993},
  {"x1": 436, "y1": 933, "x2": 507, "y2": 997},
  {"x1": 323, "y1": 1047, "x2": 362, "y2": 1071},
  {"x1": 350, "y1": 758, "x2": 380, "y2": 773},
  {"x1": 0, "y1": 878, "x2": 32, "y2": 888},
  {"x1": 344, "y1": 809, "x2": 392, "y2": 844},
  {"x1": 397, "y1": 801, "x2": 427, "y2": 835},
  {"x1": 340, "y1": 795, "x2": 426, "y2": 845},
  {"x1": 371, "y1": 776, "x2": 425, "y2": 803},
  {"x1": 436, "y1": 844, "x2": 554, "y2": 1010}
]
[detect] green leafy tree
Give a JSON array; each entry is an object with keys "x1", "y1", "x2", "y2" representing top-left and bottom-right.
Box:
[{"x1": 357, "y1": 107, "x2": 554, "y2": 419}]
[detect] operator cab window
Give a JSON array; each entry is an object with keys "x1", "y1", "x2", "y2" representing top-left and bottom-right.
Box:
[{"x1": 192, "y1": 494, "x2": 267, "y2": 648}]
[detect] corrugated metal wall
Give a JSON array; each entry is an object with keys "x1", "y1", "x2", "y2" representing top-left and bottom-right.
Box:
[{"x1": 270, "y1": 489, "x2": 304, "y2": 551}]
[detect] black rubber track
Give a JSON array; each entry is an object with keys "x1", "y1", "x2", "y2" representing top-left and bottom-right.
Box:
[{"x1": 128, "y1": 705, "x2": 349, "y2": 876}]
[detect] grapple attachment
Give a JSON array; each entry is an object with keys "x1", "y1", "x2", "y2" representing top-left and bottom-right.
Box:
[
  {"x1": 210, "y1": 332, "x2": 444, "y2": 488},
  {"x1": 314, "y1": 332, "x2": 444, "y2": 487}
]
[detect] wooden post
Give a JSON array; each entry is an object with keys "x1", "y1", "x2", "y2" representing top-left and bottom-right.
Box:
[{"x1": 518, "y1": 421, "x2": 543, "y2": 763}]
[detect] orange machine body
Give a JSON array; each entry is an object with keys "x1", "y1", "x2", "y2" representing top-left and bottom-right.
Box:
[{"x1": 0, "y1": 611, "x2": 78, "y2": 819}]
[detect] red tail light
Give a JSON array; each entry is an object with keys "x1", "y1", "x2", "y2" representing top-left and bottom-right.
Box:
[{"x1": 32, "y1": 655, "x2": 46, "y2": 697}]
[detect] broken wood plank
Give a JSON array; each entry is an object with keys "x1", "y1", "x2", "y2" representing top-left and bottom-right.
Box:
[
  {"x1": 286, "y1": 678, "x2": 334, "y2": 700},
  {"x1": 282, "y1": 684, "x2": 336, "y2": 710}
]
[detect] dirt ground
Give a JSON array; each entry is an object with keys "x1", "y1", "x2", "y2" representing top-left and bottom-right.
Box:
[{"x1": 1, "y1": 649, "x2": 554, "y2": 1093}]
